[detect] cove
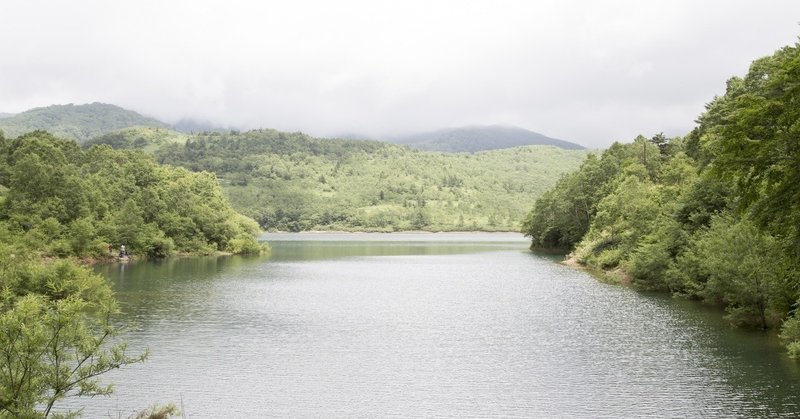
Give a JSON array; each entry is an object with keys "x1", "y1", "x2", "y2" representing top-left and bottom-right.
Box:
[{"x1": 75, "y1": 232, "x2": 800, "y2": 417}]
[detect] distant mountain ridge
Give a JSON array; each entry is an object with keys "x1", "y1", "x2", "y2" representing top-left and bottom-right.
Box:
[
  {"x1": 0, "y1": 103, "x2": 168, "y2": 142},
  {"x1": 389, "y1": 125, "x2": 584, "y2": 152},
  {"x1": 172, "y1": 117, "x2": 231, "y2": 133},
  {"x1": 0, "y1": 102, "x2": 591, "y2": 232},
  {"x1": 0, "y1": 104, "x2": 584, "y2": 153}
]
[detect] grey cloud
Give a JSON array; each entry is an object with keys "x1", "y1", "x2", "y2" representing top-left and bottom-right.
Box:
[{"x1": 1, "y1": 0, "x2": 799, "y2": 147}]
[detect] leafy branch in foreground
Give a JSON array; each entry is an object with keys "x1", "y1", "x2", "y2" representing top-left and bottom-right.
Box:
[{"x1": 0, "y1": 255, "x2": 146, "y2": 418}]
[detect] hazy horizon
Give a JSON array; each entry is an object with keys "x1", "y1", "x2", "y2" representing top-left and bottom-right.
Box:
[
  {"x1": 2, "y1": 0, "x2": 800, "y2": 147},
  {"x1": 0, "y1": 103, "x2": 582, "y2": 145}
]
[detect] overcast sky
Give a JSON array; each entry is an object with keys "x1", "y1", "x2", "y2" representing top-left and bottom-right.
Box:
[{"x1": 1, "y1": 1, "x2": 799, "y2": 147}]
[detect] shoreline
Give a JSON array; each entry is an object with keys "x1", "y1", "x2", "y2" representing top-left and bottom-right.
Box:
[
  {"x1": 82, "y1": 250, "x2": 239, "y2": 266},
  {"x1": 559, "y1": 255, "x2": 633, "y2": 285},
  {"x1": 267, "y1": 230, "x2": 525, "y2": 235},
  {"x1": 86, "y1": 232, "x2": 525, "y2": 266}
]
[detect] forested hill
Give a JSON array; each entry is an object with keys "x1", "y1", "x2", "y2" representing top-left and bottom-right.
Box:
[
  {"x1": 0, "y1": 103, "x2": 168, "y2": 142},
  {"x1": 389, "y1": 125, "x2": 585, "y2": 152},
  {"x1": 137, "y1": 129, "x2": 588, "y2": 232},
  {"x1": 523, "y1": 39, "x2": 800, "y2": 356},
  {"x1": 84, "y1": 126, "x2": 189, "y2": 151},
  {"x1": 0, "y1": 130, "x2": 264, "y2": 258},
  {"x1": 172, "y1": 117, "x2": 231, "y2": 133}
]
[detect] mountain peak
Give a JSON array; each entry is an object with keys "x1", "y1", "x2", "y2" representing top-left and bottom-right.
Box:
[
  {"x1": 0, "y1": 103, "x2": 168, "y2": 142},
  {"x1": 390, "y1": 125, "x2": 584, "y2": 152}
]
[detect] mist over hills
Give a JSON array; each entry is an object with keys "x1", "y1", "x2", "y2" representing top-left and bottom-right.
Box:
[
  {"x1": 0, "y1": 103, "x2": 168, "y2": 141},
  {"x1": 172, "y1": 117, "x2": 231, "y2": 134},
  {"x1": 0, "y1": 103, "x2": 582, "y2": 152},
  {"x1": 0, "y1": 102, "x2": 590, "y2": 231},
  {"x1": 388, "y1": 125, "x2": 585, "y2": 152}
]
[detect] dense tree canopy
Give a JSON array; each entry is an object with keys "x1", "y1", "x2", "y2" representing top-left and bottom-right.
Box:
[
  {"x1": 0, "y1": 248, "x2": 146, "y2": 417},
  {"x1": 0, "y1": 131, "x2": 263, "y2": 258},
  {"x1": 143, "y1": 129, "x2": 588, "y2": 232},
  {"x1": 0, "y1": 103, "x2": 168, "y2": 143}
]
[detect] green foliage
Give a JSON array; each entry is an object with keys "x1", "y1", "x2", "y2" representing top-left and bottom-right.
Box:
[
  {"x1": 129, "y1": 404, "x2": 181, "y2": 419},
  {"x1": 780, "y1": 315, "x2": 800, "y2": 359},
  {"x1": 698, "y1": 42, "x2": 800, "y2": 261},
  {"x1": 673, "y1": 173, "x2": 733, "y2": 232},
  {"x1": 84, "y1": 126, "x2": 188, "y2": 152},
  {"x1": 523, "y1": 139, "x2": 658, "y2": 249},
  {"x1": 150, "y1": 129, "x2": 587, "y2": 232},
  {"x1": 0, "y1": 250, "x2": 147, "y2": 418},
  {"x1": 0, "y1": 103, "x2": 168, "y2": 143},
  {"x1": 681, "y1": 216, "x2": 790, "y2": 329},
  {"x1": 0, "y1": 131, "x2": 262, "y2": 258},
  {"x1": 577, "y1": 174, "x2": 663, "y2": 265},
  {"x1": 626, "y1": 217, "x2": 686, "y2": 291},
  {"x1": 226, "y1": 235, "x2": 267, "y2": 255}
]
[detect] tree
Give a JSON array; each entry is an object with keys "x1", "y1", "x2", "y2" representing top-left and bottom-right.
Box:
[
  {"x1": 649, "y1": 132, "x2": 669, "y2": 154},
  {"x1": 0, "y1": 256, "x2": 146, "y2": 418},
  {"x1": 780, "y1": 313, "x2": 800, "y2": 358},
  {"x1": 684, "y1": 215, "x2": 790, "y2": 330},
  {"x1": 410, "y1": 209, "x2": 431, "y2": 230},
  {"x1": 574, "y1": 175, "x2": 663, "y2": 268},
  {"x1": 700, "y1": 43, "x2": 800, "y2": 261},
  {"x1": 626, "y1": 217, "x2": 686, "y2": 291}
]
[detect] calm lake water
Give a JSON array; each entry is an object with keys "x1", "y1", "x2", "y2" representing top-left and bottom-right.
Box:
[{"x1": 81, "y1": 232, "x2": 800, "y2": 418}]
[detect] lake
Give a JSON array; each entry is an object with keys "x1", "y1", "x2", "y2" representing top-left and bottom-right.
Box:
[{"x1": 81, "y1": 232, "x2": 800, "y2": 418}]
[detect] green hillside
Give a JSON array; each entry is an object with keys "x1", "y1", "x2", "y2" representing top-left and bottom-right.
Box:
[
  {"x1": 85, "y1": 126, "x2": 189, "y2": 152},
  {"x1": 0, "y1": 103, "x2": 168, "y2": 142},
  {"x1": 150, "y1": 129, "x2": 588, "y2": 232},
  {"x1": 0, "y1": 130, "x2": 263, "y2": 258},
  {"x1": 0, "y1": 103, "x2": 590, "y2": 233},
  {"x1": 391, "y1": 125, "x2": 585, "y2": 152}
]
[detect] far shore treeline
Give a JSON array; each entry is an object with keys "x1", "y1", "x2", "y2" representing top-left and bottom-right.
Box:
[
  {"x1": 96, "y1": 128, "x2": 587, "y2": 232},
  {"x1": 523, "y1": 38, "x2": 800, "y2": 357},
  {"x1": 0, "y1": 131, "x2": 265, "y2": 258}
]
